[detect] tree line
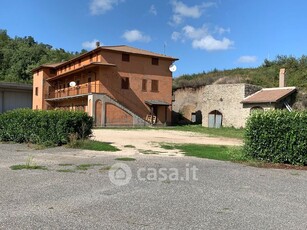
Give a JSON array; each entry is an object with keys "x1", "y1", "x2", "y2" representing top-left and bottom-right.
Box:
[{"x1": 0, "y1": 30, "x2": 86, "y2": 83}]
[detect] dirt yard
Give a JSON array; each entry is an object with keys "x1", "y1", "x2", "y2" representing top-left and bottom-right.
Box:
[{"x1": 92, "y1": 129, "x2": 243, "y2": 156}]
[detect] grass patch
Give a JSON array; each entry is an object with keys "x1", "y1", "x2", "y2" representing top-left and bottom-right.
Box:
[
  {"x1": 68, "y1": 139, "x2": 119, "y2": 151},
  {"x1": 58, "y1": 163, "x2": 74, "y2": 166},
  {"x1": 99, "y1": 125, "x2": 244, "y2": 139},
  {"x1": 100, "y1": 166, "x2": 112, "y2": 171},
  {"x1": 160, "y1": 143, "x2": 250, "y2": 162},
  {"x1": 10, "y1": 164, "x2": 47, "y2": 170},
  {"x1": 138, "y1": 149, "x2": 165, "y2": 155},
  {"x1": 124, "y1": 145, "x2": 136, "y2": 148},
  {"x1": 75, "y1": 163, "x2": 104, "y2": 170},
  {"x1": 115, "y1": 157, "x2": 136, "y2": 161},
  {"x1": 160, "y1": 144, "x2": 177, "y2": 150},
  {"x1": 56, "y1": 169, "x2": 75, "y2": 173},
  {"x1": 165, "y1": 125, "x2": 244, "y2": 139}
]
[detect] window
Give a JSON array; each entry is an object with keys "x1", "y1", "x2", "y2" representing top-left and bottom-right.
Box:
[
  {"x1": 35, "y1": 87, "x2": 38, "y2": 96},
  {"x1": 152, "y1": 57, "x2": 159, "y2": 65},
  {"x1": 78, "y1": 60, "x2": 81, "y2": 66},
  {"x1": 142, "y1": 79, "x2": 147, "y2": 91},
  {"x1": 151, "y1": 80, "x2": 159, "y2": 92},
  {"x1": 122, "y1": 53, "x2": 130, "y2": 62},
  {"x1": 121, "y1": 77, "x2": 130, "y2": 89}
]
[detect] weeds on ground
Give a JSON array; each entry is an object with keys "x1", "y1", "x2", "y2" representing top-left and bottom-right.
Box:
[
  {"x1": 10, "y1": 155, "x2": 48, "y2": 170},
  {"x1": 115, "y1": 157, "x2": 136, "y2": 161}
]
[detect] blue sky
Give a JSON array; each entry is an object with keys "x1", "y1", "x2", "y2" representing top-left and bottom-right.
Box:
[{"x1": 1, "y1": 0, "x2": 307, "y2": 77}]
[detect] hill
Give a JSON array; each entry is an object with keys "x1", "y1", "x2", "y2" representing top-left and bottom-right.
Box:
[
  {"x1": 173, "y1": 55, "x2": 307, "y2": 93},
  {"x1": 0, "y1": 30, "x2": 86, "y2": 83}
]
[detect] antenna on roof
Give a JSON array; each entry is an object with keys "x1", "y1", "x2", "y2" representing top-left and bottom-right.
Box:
[{"x1": 163, "y1": 42, "x2": 167, "y2": 55}]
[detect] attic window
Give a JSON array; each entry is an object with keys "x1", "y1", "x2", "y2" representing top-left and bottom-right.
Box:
[
  {"x1": 152, "y1": 57, "x2": 159, "y2": 65},
  {"x1": 122, "y1": 53, "x2": 130, "y2": 62}
]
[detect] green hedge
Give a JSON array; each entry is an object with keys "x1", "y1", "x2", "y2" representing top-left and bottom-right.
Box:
[
  {"x1": 0, "y1": 109, "x2": 93, "y2": 146},
  {"x1": 244, "y1": 110, "x2": 307, "y2": 165}
]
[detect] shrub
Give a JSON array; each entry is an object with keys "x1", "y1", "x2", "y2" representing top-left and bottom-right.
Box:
[
  {"x1": 244, "y1": 110, "x2": 307, "y2": 165},
  {"x1": 0, "y1": 109, "x2": 93, "y2": 145}
]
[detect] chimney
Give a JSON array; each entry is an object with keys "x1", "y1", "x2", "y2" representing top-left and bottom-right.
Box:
[
  {"x1": 95, "y1": 41, "x2": 100, "y2": 48},
  {"x1": 279, "y1": 68, "x2": 286, "y2": 87}
]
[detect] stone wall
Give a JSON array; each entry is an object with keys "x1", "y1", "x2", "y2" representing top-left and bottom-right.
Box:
[
  {"x1": 173, "y1": 84, "x2": 262, "y2": 128},
  {"x1": 172, "y1": 86, "x2": 205, "y2": 124}
]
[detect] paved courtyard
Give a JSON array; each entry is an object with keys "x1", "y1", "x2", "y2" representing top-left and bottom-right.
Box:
[{"x1": 0, "y1": 130, "x2": 306, "y2": 229}]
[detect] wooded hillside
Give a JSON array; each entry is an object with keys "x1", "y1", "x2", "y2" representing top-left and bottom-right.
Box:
[
  {"x1": 174, "y1": 56, "x2": 307, "y2": 93},
  {"x1": 0, "y1": 30, "x2": 85, "y2": 83}
]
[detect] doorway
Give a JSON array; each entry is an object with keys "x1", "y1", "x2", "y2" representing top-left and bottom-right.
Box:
[{"x1": 208, "y1": 110, "x2": 222, "y2": 128}]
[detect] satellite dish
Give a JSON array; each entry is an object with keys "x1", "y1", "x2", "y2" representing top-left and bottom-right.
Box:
[
  {"x1": 169, "y1": 64, "x2": 177, "y2": 72},
  {"x1": 69, "y1": 81, "x2": 76, "y2": 87}
]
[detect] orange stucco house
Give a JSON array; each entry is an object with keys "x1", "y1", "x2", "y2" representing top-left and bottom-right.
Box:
[{"x1": 32, "y1": 45, "x2": 178, "y2": 126}]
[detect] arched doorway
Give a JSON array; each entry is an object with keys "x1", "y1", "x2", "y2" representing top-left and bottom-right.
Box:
[
  {"x1": 95, "y1": 100, "x2": 102, "y2": 127},
  {"x1": 208, "y1": 110, "x2": 222, "y2": 128}
]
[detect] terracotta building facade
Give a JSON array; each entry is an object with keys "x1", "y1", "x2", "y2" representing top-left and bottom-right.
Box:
[{"x1": 32, "y1": 45, "x2": 178, "y2": 126}]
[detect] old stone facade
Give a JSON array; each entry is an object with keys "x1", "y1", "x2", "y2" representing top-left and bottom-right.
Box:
[
  {"x1": 202, "y1": 84, "x2": 261, "y2": 128},
  {"x1": 172, "y1": 83, "x2": 262, "y2": 128},
  {"x1": 172, "y1": 87, "x2": 205, "y2": 124}
]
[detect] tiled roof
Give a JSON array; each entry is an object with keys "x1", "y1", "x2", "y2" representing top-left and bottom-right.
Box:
[
  {"x1": 242, "y1": 87, "x2": 297, "y2": 104},
  {"x1": 100, "y1": 45, "x2": 178, "y2": 60},
  {"x1": 32, "y1": 45, "x2": 178, "y2": 72}
]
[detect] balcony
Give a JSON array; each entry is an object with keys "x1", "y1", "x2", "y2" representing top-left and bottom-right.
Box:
[{"x1": 46, "y1": 83, "x2": 101, "y2": 100}]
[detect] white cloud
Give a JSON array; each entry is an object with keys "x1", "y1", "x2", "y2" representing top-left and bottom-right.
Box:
[
  {"x1": 82, "y1": 39, "x2": 102, "y2": 50},
  {"x1": 192, "y1": 36, "x2": 233, "y2": 51},
  {"x1": 149, "y1": 5, "x2": 157, "y2": 15},
  {"x1": 214, "y1": 26, "x2": 230, "y2": 35},
  {"x1": 122, "y1": 30, "x2": 151, "y2": 43},
  {"x1": 172, "y1": 25, "x2": 234, "y2": 51},
  {"x1": 182, "y1": 25, "x2": 208, "y2": 39},
  {"x1": 90, "y1": 0, "x2": 124, "y2": 15},
  {"x1": 237, "y1": 55, "x2": 257, "y2": 63},
  {"x1": 171, "y1": 31, "x2": 181, "y2": 41},
  {"x1": 170, "y1": 0, "x2": 216, "y2": 25}
]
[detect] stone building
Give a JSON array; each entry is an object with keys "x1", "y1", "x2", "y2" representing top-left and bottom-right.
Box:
[
  {"x1": 172, "y1": 87, "x2": 205, "y2": 124},
  {"x1": 172, "y1": 69, "x2": 297, "y2": 128},
  {"x1": 202, "y1": 84, "x2": 261, "y2": 128}
]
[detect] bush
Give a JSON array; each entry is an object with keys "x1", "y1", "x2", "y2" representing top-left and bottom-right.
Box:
[
  {"x1": 244, "y1": 110, "x2": 307, "y2": 165},
  {"x1": 0, "y1": 109, "x2": 93, "y2": 146}
]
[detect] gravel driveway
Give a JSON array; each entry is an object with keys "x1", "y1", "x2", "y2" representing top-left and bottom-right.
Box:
[
  {"x1": 92, "y1": 129, "x2": 243, "y2": 156},
  {"x1": 0, "y1": 130, "x2": 306, "y2": 229}
]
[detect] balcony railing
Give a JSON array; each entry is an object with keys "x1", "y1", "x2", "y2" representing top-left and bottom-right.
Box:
[{"x1": 47, "y1": 84, "x2": 100, "y2": 99}]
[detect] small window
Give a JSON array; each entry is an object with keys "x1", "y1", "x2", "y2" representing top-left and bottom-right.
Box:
[
  {"x1": 35, "y1": 87, "x2": 38, "y2": 96},
  {"x1": 152, "y1": 57, "x2": 159, "y2": 65},
  {"x1": 78, "y1": 60, "x2": 81, "y2": 66},
  {"x1": 122, "y1": 53, "x2": 130, "y2": 62},
  {"x1": 151, "y1": 80, "x2": 159, "y2": 92},
  {"x1": 142, "y1": 79, "x2": 147, "y2": 91},
  {"x1": 121, "y1": 77, "x2": 130, "y2": 89}
]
